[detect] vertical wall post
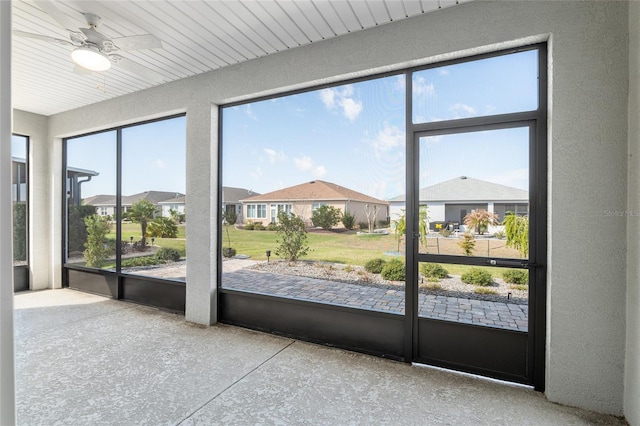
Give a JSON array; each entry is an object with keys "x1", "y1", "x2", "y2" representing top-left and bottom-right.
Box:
[{"x1": 0, "y1": 0, "x2": 17, "y2": 423}]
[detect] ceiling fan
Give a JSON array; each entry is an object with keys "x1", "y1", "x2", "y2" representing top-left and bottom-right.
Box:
[{"x1": 14, "y1": 0, "x2": 165, "y2": 83}]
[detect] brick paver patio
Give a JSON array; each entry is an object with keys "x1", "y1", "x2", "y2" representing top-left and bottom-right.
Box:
[{"x1": 222, "y1": 269, "x2": 528, "y2": 332}]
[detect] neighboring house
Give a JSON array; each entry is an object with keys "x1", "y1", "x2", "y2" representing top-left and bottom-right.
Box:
[
  {"x1": 388, "y1": 176, "x2": 528, "y2": 231},
  {"x1": 83, "y1": 191, "x2": 185, "y2": 218},
  {"x1": 222, "y1": 186, "x2": 259, "y2": 224},
  {"x1": 158, "y1": 195, "x2": 185, "y2": 218},
  {"x1": 240, "y1": 180, "x2": 388, "y2": 227}
]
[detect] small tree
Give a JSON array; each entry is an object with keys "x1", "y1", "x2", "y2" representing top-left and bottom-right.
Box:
[
  {"x1": 125, "y1": 200, "x2": 158, "y2": 247},
  {"x1": 393, "y1": 209, "x2": 406, "y2": 253},
  {"x1": 148, "y1": 216, "x2": 179, "y2": 238},
  {"x1": 68, "y1": 204, "x2": 97, "y2": 253},
  {"x1": 13, "y1": 203, "x2": 27, "y2": 261},
  {"x1": 275, "y1": 211, "x2": 309, "y2": 262},
  {"x1": 504, "y1": 212, "x2": 529, "y2": 257},
  {"x1": 458, "y1": 232, "x2": 476, "y2": 256},
  {"x1": 363, "y1": 204, "x2": 379, "y2": 234},
  {"x1": 341, "y1": 210, "x2": 356, "y2": 230},
  {"x1": 311, "y1": 205, "x2": 342, "y2": 230},
  {"x1": 463, "y1": 209, "x2": 499, "y2": 235},
  {"x1": 170, "y1": 208, "x2": 186, "y2": 224},
  {"x1": 222, "y1": 208, "x2": 238, "y2": 258},
  {"x1": 83, "y1": 214, "x2": 112, "y2": 268}
]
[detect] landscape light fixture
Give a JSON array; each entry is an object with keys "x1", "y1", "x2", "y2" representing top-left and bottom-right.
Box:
[
  {"x1": 71, "y1": 46, "x2": 111, "y2": 71},
  {"x1": 151, "y1": 238, "x2": 155, "y2": 246},
  {"x1": 266, "y1": 250, "x2": 271, "y2": 264},
  {"x1": 130, "y1": 236, "x2": 134, "y2": 243}
]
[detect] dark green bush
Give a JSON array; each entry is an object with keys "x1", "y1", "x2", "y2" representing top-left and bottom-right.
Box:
[
  {"x1": 266, "y1": 223, "x2": 278, "y2": 231},
  {"x1": 67, "y1": 204, "x2": 97, "y2": 254},
  {"x1": 341, "y1": 211, "x2": 356, "y2": 230},
  {"x1": 381, "y1": 259, "x2": 405, "y2": 281},
  {"x1": 420, "y1": 263, "x2": 449, "y2": 279},
  {"x1": 222, "y1": 247, "x2": 236, "y2": 258},
  {"x1": 502, "y1": 269, "x2": 528, "y2": 285},
  {"x1": 244, "y1": 222, "x2": 255, "y2": 230},
  {"x1": 461, "y1": 268, "x2": 493, "y2": 286},
  {"x1": 121, "y1": 256, "x2": 159, "y2": 268},
  {"x1": 311, "y1": 205, "x2": 342, "y2": 230},
  {"x1": 254, "y1": 222, "x2": 265, "y2": 231},
  {"x1": 13, "y1": 203, "x2": 27, "y2": 261},
  {"x1": 154, "y1": 247, "x2": 181, "y2": 262},
  {"x1": 364, "y1": 258, "x2": 387, "y2": 274},
  {"x1": 357, "y1": 222, "x2": 369, "y2": 231}
]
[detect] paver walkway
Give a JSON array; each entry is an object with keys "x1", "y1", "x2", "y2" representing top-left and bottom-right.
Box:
[{"x1": 222, "y1": 269, "x2": 528, "y2": 332}]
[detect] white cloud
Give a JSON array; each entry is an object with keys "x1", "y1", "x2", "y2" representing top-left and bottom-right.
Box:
[
  {"x1": 294, "y1": 155, "x2": 327, "y2": 177},
  {"x1": 487, "y1": 168, "x2": 529, "y2": 190},
  {"x1": 366, "y1": 122, "x2": 405, "y2": 159},
  {"x1": 313, "y1": 165, "x2": 327, "y2": 177},
  {"x1": 264, "y1": 148, "x2": 287, "y2": 164},
  {"x1": 319, "y1": 85, "x2": 363, "y2": 122},
  {"x1": 449, "y1": 103, "x2": 476, "y2": 118},
  {"x1": 394, "y1": 75, "x2": 406, "y2": 91},
  {"x1": 155, "y1": 159, "x2": 167, "y2": 169},
  {"x1": 438, "y1": 68, "x2": 450, "y2": 76},
  {"x1": 341, "y1": 98, "x2": 363, "y2": 122},
  {"x1": 413, "y1": 76, "x2": 435, "y2": 97},
  {"x1": 245, "y1": 104, "x2": 257, "y2": 120},
  {"x1": 294, "y1": 155, "x2": 313, "y2": 171}
]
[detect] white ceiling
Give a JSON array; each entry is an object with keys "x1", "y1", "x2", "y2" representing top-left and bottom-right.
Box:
[{"x1": 12, "y1": 0, "x2": 469, "y2": 116}]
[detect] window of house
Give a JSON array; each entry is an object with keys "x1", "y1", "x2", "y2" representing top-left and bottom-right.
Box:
[{"x1": 247, "y1": 204, "x2": 267, "y2": 219}]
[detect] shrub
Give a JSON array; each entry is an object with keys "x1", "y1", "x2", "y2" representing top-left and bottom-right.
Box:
[
  {"x1": 68, "y1": 204, "x2": 97, "y2": 254},
  {"x1": 474, "y1": 287, "x2": 498, "y2": 295},
  {"x1": 253, "y1": 222, "x2": 265, "y2": 231},
  {"x1": 504, "y1": 213, "x2": 529, "y2": 257},
  {"x1": 266, "y1": 223, "x2": 278, "y2": 231},
  {"x1": 122, "y1": 256, "x2": 159, "y2": 268},
  {"x1": 357, "y1": 222, "x2": 369, "y2": 231},
  {"x1": 461, "y1": 268, "x2": 493, "y2": 286},
  {"x1": 439, "y1": 228, "x2": 452, "y2": 238},
  {"x1": 341, "y1": 211, "x2": 356, "y2": 230},
  {"x1": 463, "y1": 209, "x2": 499, "y2": 235},
  {"x1": 13, "y1": 203, "x2": 27, "y2": 261},
  {"x1": 493, "y1": 230, "x2": 506, "y2": 239},
  {"x1": 381, "y1": 259, "x2": 405, "y2": 281},
  {"x1": 420, "y1": 263, "x2": 449, "y2": 279},
  {"x1": 458, "y1": 233, "x2": 476, "y2": 256},
  {"x1": 312, "y1": 205, "x2": 342, "y2": 230},
  {"x1": 510, "y1": 284, "x2": 528, "y2": 291},
  {"x1": 154, "y1": 247, "x2": 181, "y2": 262},
  {"x1": 83, "y1": 214, "x2": 112, "y2": 268},
  {"x1": 364, "y1": 258, "x2": 387, "y2": 274},
  {"x1": 244, "y1": 221, "x2": 255, "y2": 230},
  {"x1": 275, "y1": 212, "x2": 309, "y2": 261},
  {"x1": 222, "y1": 247, "x2": 237, "y2": 258},
  {"x1": 502, "y1": 269, "x2": 528, "y2": 285}
]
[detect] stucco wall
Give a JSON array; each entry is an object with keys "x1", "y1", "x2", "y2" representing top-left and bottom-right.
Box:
[
  {"x1": 13, "y1": 110, "x2": 51, "y2": 290},
  {"x1": 37, "y1": 0, "x2": 629, "y2": 415},
  {"x1": 626, "y1": 2, "x2": 640, "y2": 424}
]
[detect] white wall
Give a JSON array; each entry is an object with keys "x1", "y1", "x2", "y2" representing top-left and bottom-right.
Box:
[
  {"x1": 32, "y1": 0, "x2": 630, "y2": 415},
  {"x1": 626, "y1": 2, "x2": 640, "y2": 424},
  {"x1": 0, "y1": 1, "x2": 15, "y2": 423},
  {"x1": 13, "y1": 110, "x2": 52, "y2": 290}
]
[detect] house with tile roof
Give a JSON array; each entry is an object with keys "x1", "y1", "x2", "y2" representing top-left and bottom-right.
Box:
[
  {"x1": 240, "y1": 180, "x2": 388, "y2": 227},
  {"x1": 222, "y1": 186, "x2": 260, "y2": 224},
  {"x1": 83, "y1": 190, "x2": 185, "y2": 219},
  {"x1": 388, "y1": 176, "x2": 528, "y2": 231}
]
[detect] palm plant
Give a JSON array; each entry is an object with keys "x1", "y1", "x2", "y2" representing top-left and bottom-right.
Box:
[
  {"x1": 125, "y1": 200, "x2": 158, "y2": 247},
  {"x1": 463, "y1": 209, "x2": 499, "y2": 235}
]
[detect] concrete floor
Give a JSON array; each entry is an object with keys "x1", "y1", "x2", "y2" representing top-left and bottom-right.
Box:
[{"x1": 14, "y1": 289, "x2": 626, "y2": 425}]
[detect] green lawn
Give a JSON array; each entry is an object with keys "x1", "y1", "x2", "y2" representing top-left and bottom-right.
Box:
[{"x1": 105, "y1": 223, "x2": 522, "y2": 276}]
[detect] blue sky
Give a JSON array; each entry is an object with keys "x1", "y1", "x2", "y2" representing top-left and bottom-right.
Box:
[
  {"x1": 65, "y1": 116, "x2": 186, "y2": 198},
  {"x1": 61, "y1": 50, "x2": 537, "y2": 201},
  {"x1": 223, "y1": 50, "x2": 537, "y2": 200}
]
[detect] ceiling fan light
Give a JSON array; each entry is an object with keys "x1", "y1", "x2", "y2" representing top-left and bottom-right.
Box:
[{"x1": 71, "y1": 47, "x2": 111, "y2": 71}]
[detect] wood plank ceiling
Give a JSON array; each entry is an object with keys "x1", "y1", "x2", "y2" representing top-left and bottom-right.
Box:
[{"x1": 12, "y1": 0, "x2": 468, "y2": 116}]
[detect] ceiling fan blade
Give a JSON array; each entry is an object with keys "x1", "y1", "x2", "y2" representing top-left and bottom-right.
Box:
[
  {"x1": 113, "y1": 56, "x2": 165, "y2": 84},
  {"x1": 33, "y1": 0, "x2": 80, "y2": 32},
  {"x1": 111, "y1": 34, "x2": 162, "y2": 51},
  {"x1": 13, "y1": 30, "x2": 70, "y2": 45}
]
